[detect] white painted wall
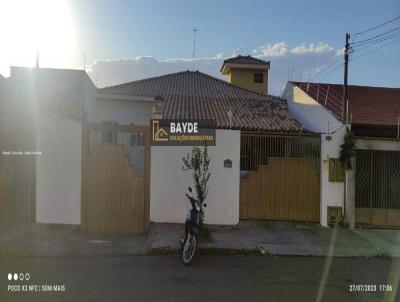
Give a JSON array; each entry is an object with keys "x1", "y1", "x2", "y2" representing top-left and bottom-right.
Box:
[
  {"x1": 283, "y1": 83, "x2": 342, "y2": 133},
  {"x1": 150, "y1": 130, "x2": 240, "y2": 225},
  {"x1": 320, "y1": 126, "x2": 346, "y2": 226},
  {"x1": 7, "y1": 67, "x2": 100, "y2": 225},
  {"x1": 96, "y1": 97, "x2": 153, "y2": 125},
  {"x1": 36, "y1": 114, "x2": 82, "y2": 224},
  {"x1": 83, "y1": 73, "x2": 98, "y2": 123}
]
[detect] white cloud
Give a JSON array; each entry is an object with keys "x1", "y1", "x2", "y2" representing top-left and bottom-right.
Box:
[
  {"x1": 232, "y1": 47, "x2": 250, "y2": 56},
  {"x1": 291, "y1": 42, "x2": 334, "y2": 55},
  {"x1": 88, "y1": 41, "x2": 342, "y2": 96},
  {"x1": 256, "y1": 42, "x2": 289, "y2": 57}
]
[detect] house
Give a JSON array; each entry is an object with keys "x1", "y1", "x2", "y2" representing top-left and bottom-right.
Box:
[
  {"x1": 98, "y1": 56, "x2": 315, "y2": 227},
  {"x1": 1, "y1": 56, "x2": 324, "y2": 233},
  {"x1": 0, "y1": 67, "x2": 97, "y2": 224},
  {"x1": 283, "y1": 81, "x2": 400, "y2": 228}
]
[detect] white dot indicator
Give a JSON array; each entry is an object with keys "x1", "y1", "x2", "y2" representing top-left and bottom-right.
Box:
[
  {"x1": 8, "y1": 273, "x2": 12, "y2": 281},
  {"x1": 13, "y1": 273, "x2": 18, "y2": 281}
]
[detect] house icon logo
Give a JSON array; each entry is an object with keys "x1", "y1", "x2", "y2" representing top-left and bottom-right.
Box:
[{"x1": 152, "y1": 120, "x2": 169, "y2": 141}]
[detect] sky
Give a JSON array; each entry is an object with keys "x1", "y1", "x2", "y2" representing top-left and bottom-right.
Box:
[{"x1": 0, "y1": 0, "x2": 399, "y2": 95}]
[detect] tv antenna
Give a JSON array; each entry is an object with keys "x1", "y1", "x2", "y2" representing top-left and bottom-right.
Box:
[{"x1": 192, "y1": 28, "x2": 198, "y2": 71}]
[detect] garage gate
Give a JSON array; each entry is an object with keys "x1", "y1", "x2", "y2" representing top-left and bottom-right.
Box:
[
  {"x1": 355, "y1": 149, "x2": 400, "y2": 228},
  {"x1": 239, "y1": 133, "x2": 320, "y2": 222},
  {"x1": 0, "y1": 120, "x2": 36, "y2": 223},
  {"x1": 81, "y1": 123, "x2": 150, "y2": 233}
]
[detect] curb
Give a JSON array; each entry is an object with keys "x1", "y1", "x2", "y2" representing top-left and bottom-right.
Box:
[
  {"x1": 146, "y1": 246, "x2": 398, "y2": 258},
  {"x1": 148, "y1": 246, "x2": 267, "y2": 257}
]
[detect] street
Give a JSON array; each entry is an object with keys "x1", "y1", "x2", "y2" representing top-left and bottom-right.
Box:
[{"x1": 0, "y1": 255, "x2": 398, "y2": 302}]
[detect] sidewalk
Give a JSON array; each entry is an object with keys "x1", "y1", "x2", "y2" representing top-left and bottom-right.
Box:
[
  {"x1": 149, "y1": 221, "x2": 400, "y2": 257},
  {"x1": 0, "y1": 222, "x2": 148, "y2": 257},
  {"x1": 0, "y1": 221, "x2": 399, "y2": 258}
]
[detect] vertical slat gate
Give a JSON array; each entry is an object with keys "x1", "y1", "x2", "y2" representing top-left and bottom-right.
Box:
[
  {"x1": 355, "y1": 149, "x2": 400, "y2": 228},
  {"x1": 0, "y1": 120, "x2": 36, "y2": 223},
  {"x1": 239, "y1": 133, "x2": 320, "y2": 222},
  {"x1": 83, "y1": 123, "x2": 150, "y2": 233}
]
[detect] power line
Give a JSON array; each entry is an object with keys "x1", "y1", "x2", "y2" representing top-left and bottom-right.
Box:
[
  {"x1": 354, "y1": 16, "x2": 400, "y2": 36},
  {"x1": 308, "y1": 56, "x2": 342, "y2": 81},
  {"x1": 351, "y1": 32, "x2": 400, "y2": 51},
  {"x1": 350, "y1": 36, "x2": 400, "y2": 62},
  {"x1": 310, "y1": 62, "x2": 344, "y2": 81},
  {"x1": 351, "y1": 26, "x2": 400, "y2": 45}
]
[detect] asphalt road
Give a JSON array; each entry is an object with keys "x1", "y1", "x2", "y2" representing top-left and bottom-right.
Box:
[{"x1": 0, "y1": 255, "x2": 398, "y2": 302}]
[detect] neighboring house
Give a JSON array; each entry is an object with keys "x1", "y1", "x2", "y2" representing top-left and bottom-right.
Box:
[
  {"x1": 0, "y1": 67, "x2": 97, "y2": 224},
  {"x1": 283, "y1": 81, "x2": 400, "y2": 228}
]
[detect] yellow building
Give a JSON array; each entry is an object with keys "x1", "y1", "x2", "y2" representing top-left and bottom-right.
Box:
[{"x1": 220, "y1": 55, "x2": 270, "y2": 95}]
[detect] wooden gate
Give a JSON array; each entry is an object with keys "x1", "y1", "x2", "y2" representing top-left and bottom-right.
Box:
[
  {"x1": 0, "y1": 120, "x2": 36, "y2": 223},
  {"x1": 82, "y1": 124, "x2": 150, "y2": 233},
  {"x1": 355, "y1": 150, "x2": 400, "y2": 228},
  {"x1": 240, "y1": 134, "x2": 320, "y2": 222}
]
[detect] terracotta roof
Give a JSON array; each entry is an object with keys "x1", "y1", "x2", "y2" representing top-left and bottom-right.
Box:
[
  {"x1": 291, "y1": 81, "x2": 400, "y2": 127},
  {"x1": 100, "y1": 71, "x2": 303, "y2": 132},
  {"x1": 223, "y1": 55, "x2": 270, "y2": 66}
]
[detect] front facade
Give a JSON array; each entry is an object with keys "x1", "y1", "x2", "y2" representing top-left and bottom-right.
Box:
[
  {"x1": 284, "y1": 81, "x2": 400, "y2": 228},
  {"x1": 7, "y1": 57, "x2": 399, "y2": 233},
  {"x1": 97, "y1": 58, "x2": 310, "y2": 226}
]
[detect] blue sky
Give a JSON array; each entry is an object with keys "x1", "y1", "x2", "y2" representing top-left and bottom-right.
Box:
[{"x1": 1, "y1": 0, "x2": 399, "y2": 94}]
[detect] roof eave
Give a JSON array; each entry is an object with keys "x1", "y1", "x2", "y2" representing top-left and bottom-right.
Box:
[{"x1": 220, "y1": 63, "x2": 270, "y2": 74}]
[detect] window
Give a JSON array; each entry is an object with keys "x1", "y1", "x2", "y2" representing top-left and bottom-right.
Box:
[{"x1": 254, "y1": 73, "x2": 264, "y2": 83}]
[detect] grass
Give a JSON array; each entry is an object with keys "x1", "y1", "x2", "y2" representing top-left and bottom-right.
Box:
[{"x1": 199, "y1": 226, "x2": 213, "y2": 242}]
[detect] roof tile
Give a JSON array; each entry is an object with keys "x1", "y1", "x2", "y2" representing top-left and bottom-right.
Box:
[
  {"x1": 292, "y1": 81, "x2": 400, "y2": 127},
  {"x1": 100, "y1": 71, "x2": 303, "y2": 132}
]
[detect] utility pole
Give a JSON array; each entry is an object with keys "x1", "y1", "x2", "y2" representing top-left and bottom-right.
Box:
[
  {"x1": 343, "y1": 32, "x2": 351, "y2": 228},
  {"x1": 343, "y1": 33, "x2": 350, "y2": 123}
]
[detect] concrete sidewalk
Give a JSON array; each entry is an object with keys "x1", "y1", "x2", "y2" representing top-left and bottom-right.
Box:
[
  {"x1": 149, "y1": 221, "x2": 400, "y2": 257},
  {"x1": 0, "y1": 221, "x2": 399, "y2": 258},
  {"x1": 0, "y1": 222, "x2": 148, "y2": 257}
]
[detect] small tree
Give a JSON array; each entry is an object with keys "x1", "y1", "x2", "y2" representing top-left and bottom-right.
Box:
[
  {"x1": 182, "y1": 145, "x2": 211, "y2": 205},
  {"x1": 339, "y1": 126, "x2": 356, "y2": 170}
]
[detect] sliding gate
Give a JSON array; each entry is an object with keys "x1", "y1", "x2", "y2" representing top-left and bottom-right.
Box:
[
  {"x1": 82, "y1": 123, "x2": 150, "y2": 233},
  {"x1": 355, "y1": 150, "x2": 400, "y2": 228},
  {"x1": 239, "y1": 134, "x2": 320, "y2": 222}
]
